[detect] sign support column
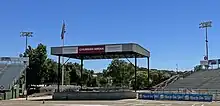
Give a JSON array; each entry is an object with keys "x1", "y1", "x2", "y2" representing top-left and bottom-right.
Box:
[
  {"x1": 57, "y1": 56, "x2": 61, "y2": 92},
  {"x1": 80, "y1": 58, "x2": 84, "y2": 89},
  {"x1": 147, "y1": 57, "x2": 150, "y2": 88},
  {"x1": 134, "y1": 55, "x2": 137, "y2": 92}
]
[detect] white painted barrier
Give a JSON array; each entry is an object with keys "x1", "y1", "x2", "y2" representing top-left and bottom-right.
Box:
[{"x1": 53, "y1": 91, "x2": 136, "y2": 100}]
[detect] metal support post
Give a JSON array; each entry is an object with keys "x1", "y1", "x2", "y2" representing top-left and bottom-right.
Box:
[
  {"x1": 147, "y1": 57, "x2": 150, "y2": 88},
  {"x1": 80, "y1": 58, "x2": 83, "y2": 89},
  {"x1": 134, "y1": 55, "x2": 137, "y2": 92},
  {"x1": 57, "y1": 56, "x2": 61, "y2": 92}
]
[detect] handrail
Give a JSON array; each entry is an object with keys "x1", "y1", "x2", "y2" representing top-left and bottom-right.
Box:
[{"x1": 153, "y1": 75, "x2": 180, "y2": 91}]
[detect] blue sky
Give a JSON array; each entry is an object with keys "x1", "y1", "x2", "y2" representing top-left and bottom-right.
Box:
[{"x1": 0, "y1": 0, "x2": 219, "y2": 71}]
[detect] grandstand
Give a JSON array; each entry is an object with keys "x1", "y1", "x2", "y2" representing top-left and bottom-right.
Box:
[
  {"x1": 147, "y1": 69, "x2": 220, "y2": 101},
  {"x1": 0, "y1": 57, "x2": 28, "y2": 100},
  {"x1": 165, "y1": 69, "x2": 220, "y2": 90}
]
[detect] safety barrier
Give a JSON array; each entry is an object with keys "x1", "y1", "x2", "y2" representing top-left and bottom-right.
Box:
[
  {"x1": 155, "y1": 88, "x2": 220, "y2": 101},
  {"x1": 138, "y1": 92, "x2": 213, "y2": 102},
  {"x1": 53, "y1": 91, "x2": 136, "y2": 100}
]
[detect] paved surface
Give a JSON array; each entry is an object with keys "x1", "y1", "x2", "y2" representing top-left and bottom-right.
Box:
[{"x1": 1, "y1": 96, "x2": 220, "y2": 106}]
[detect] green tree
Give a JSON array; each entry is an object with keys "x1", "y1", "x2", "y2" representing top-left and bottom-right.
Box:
[
  {"x1": 150, "y1": 70, "x2": 170, "y2": 86},
  {"x1": 66, "y1": 62, "x2": 81, "y2": 85},
  {"x1": 106, "y1": 59, "x2": 132, "y2": 86},
  {"x1": 64, "y1": 65, "x2": 71, "y2": 85},
  {"x1": 65, "y1": 62, "x2": 97, "y2": 86},
  {"x1": 97, "y1": 76, "x2": 108, "y2": 87},
  {"x1": 25, "y1": 43, "x2": 48, "y2": 85},
  {"x1": 20, "y1": 43, "x2": 176, "y2": 90},
  {"x1": 43, "y1": 58, "x2": 58, "y2": 84},
  {"x1": 194, "y1": 65, "x2": 203, "y2": 71},
  {"x1": 130, "y1": 71, "x2": 149, "y2": 89}
]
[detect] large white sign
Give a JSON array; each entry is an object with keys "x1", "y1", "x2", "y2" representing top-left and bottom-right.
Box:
[
  {"x1": 200, "y1": 60, "x2": 208, "y2": 65},
  {"x1": 105, "y1": 45, "x2": 122, "y2": 52},
  {"x1": 62, "y1": 47, "x2": 78, "y2": 54}
]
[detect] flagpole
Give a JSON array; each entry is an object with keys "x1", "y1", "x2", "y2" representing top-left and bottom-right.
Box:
[
  {"x1": 61, "y1": 38, "x2": 64, "y2": 88},
  {"x1": 61, "y1": 21, "x2": 65, "y2": 90}
]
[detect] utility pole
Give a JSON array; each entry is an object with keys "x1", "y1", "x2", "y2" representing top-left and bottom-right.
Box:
[
  {"x1": 199, "y1": 21, "x2": 212, "y2": 69},
  {"x1": 20, "y1": 31, "x2": 33, "y2": 100}
]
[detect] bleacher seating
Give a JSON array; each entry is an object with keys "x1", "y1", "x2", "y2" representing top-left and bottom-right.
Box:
[
  {"x1": 0, "y1": 63, "x2": 26, "y2": 90},
  {"x1": 165, "y1": 69, "x2": 220, "y2": 90},
  {"x1": 0, "y1": 64, "x2": 7, "y2": 71},
  {"x1": 0, "y1": 64, "x2": 7, "y2": 80},
  {"x1": 0, "y1": 64, "x2": 6, "y2": 69}
]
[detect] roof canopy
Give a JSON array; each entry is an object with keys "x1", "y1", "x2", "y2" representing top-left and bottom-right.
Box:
[
  {"x1": 0, "y1": 57, "x2": 29, "y2": 63},
  {"x1": 51, "y1": 43, "x2": 150, "y2": 60}
]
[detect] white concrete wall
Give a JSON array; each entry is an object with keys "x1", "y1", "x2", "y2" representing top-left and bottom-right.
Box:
[{"x1": 53, "y1": 91, "x2": 136, "y2": 100}]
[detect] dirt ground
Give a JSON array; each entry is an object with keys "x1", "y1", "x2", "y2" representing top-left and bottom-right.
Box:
[{"x1": 0, "y1": 96, "x2": 220, "y2": 106}]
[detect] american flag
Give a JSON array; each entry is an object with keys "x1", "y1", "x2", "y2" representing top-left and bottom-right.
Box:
[{"x1": 61, "y1": 21, "x2": 66, "y2": 40}]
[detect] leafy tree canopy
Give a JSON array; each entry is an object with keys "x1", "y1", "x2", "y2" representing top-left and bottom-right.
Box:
[{"x1": 21, "y1": 43, "x2": 189, "y2": 90}]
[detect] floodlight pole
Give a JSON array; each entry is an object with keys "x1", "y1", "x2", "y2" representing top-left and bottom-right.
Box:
[
  {"x1": 205, "y1": 27, "x2": 208, "y2": 61},
  {"x1": 147, "y1": 57, "x2": 150, "y2": 88},
  {"x1": 61, "y1": 39, "x2": 65, "y2": 89},
  {"x1": 176, "y1": 64, "x2": 178, "y2": 72},
  {"x1": 199, "y1": 21, "x2": 212, "y2": 69},
  {"x1": 20, "y1": 31, "x2": 33, "y2": 100}
]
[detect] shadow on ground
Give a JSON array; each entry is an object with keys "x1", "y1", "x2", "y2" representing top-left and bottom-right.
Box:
[{"x1": 30, "y1": 98, "x2": 124, "y2": 101}]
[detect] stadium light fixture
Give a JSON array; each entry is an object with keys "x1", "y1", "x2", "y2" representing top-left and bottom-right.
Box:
[
  {"x1": 20, "y1": 32, "x2": 33, "y2": 55},
  {"x1": 199, "y1": 21, "x2": 212, "y2": 28},
  {"x1": 20, "y1": 31, "x2": 33, "y2": 100},
  {"x1": 199, "y1": 21, "x2": 212, "y2": 68},
  {"x1": 20, "y1": 32, "x2": 33, "y2": 37}
]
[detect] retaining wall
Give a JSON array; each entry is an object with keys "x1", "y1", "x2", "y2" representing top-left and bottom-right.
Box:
[{"x1": 53, "y1": 91, "x2": 136, "y2": 100}]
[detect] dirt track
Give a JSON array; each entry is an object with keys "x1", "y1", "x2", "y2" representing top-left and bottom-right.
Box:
[{"x1": 1, "y1": 96, "x2": 220, "y2": 106}]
